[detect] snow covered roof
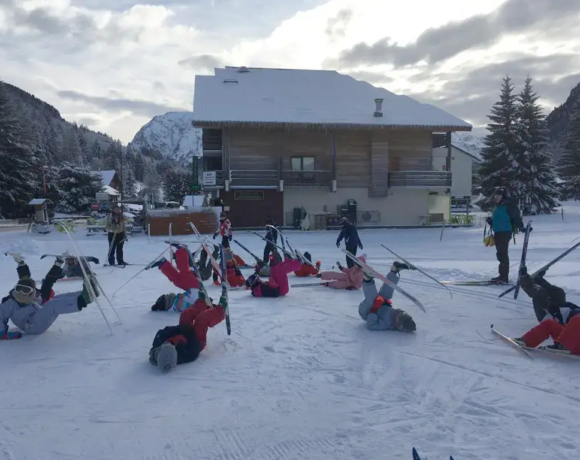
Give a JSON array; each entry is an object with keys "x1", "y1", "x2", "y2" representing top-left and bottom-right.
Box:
[
  {"x1": 451, "y1": 144, "x2": 481, "y2": 162},
  {"x1": 193, "y1": 67, "x2": 472, "y2": 131},
  {"x1": 103, "y1": 185, "x2": 120, "y2": 196},
  {"x1": 28, "y1": 198, "x2": 47, "y2": 205},
  {"x1": 91, "y1": 170, "x2": 117, "y2": 186}
]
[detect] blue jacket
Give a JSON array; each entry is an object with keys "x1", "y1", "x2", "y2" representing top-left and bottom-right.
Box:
[
  {"x1": 492, "y1": 199, "x2": 522, "y2": 233},
  {"x1": 337, "y1": 223, "x2": 361, "y2": 248},
  {"x1": 358, "y1": 271, "x2": 400, "y2": 330}
]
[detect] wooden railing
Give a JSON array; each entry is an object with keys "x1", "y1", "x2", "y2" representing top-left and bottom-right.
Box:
[
  {"x1": 282, "y1": 170, "x2": 332, "y2": 186},
  {"x1": 229, "y1": 170, "x2": 279, "y2": 186},
  {"x1": 389, "y1": 171, "x2": 451, "y2": 187}
]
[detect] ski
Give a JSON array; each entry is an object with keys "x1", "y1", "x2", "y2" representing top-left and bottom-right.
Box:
[
  {"x1": 440, "y1": 280, "x2": 513, "y2": 286},
  {"x1": 181, "y1": 245, "x2": 212, "y2": 308},
  {"x1": 380, "y1": 244, "x2": 452, "y2": 297},
  {"x1": 342, "y1": 249, "x2": 426, "y2": 313},
  {"x1": 56, "y1": 277, "x2": 83, "y2": 282},
  {"x1": 187, "y1": 223, "x2": 229, "y2": 287},
  {"x1": 499, "y1": 240, "x2": 580, "y2": 298},
  {"x1": 232, "y1": 239, "x2": 264, "y2": 265},
  {"x1": 218, "y1": 245, "x2": 232, "y2": 335},
  {"x1": 291, "y1": 282, "x2": 326, "y2": 288},
  {"x1": 513, "y1": 221, "x2": 533, "y2": 300},
  {"x1": 490, "y1": 324, "x2": 532, "y2": 358}
]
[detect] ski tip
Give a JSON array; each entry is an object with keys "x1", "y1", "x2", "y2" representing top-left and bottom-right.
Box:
[{"x1": 490, "y1": 324, "x2": 494, "y2": 329}]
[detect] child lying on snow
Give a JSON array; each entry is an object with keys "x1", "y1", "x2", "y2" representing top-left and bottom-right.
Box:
[
  {"x1": 293, "y1": 251, "x2": 321, "y2": 277},
  {"x1": 0, "y1": 256, "x2": 99, "y2": 340},
  {"x1": 245, "y1": 254, "x2": 301, "y2": 297},
  {"x1": 146, "y1": 244, "x2": 200, "y2": 312},
  {"x1": 358, "y1": 260, "x2": 416, "y2": 332},
  {"x1": 149, "y1": 290, "x2": 226, "y2": 372},
  {"x1": 316, "y1": 255, "x2": 366, "y2": 290},
  {"x1": 212, "y1": 248, "x2": 245, "y2": 287},
  {"x1": 511, "y1": 266, "x2": 580, "y2": 354}
]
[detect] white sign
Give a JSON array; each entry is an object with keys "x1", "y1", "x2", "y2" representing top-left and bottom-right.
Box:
[
  {"x1": 202, "y1": 171, "x2": 216, "y2": 186},
  {"x1": 96, "y1": 192, "x2": 110, "y2": 202}
]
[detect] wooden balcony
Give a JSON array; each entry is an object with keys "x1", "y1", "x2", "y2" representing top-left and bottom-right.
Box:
[
  {"x1": 389, "y1": 171, "x2": 451, "y2": 188},
  {"x1": 229, "y1": 170, "x2": 279, "y2": 187},
  {"x1": 282, "y1": 170, "x2": 331, "y2": 187}
]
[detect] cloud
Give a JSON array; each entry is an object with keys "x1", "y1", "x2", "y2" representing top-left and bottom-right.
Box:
[
  {"x1": 178, "y1": 54, "x2": 223, "y2": 71},
  {"x1": 324, "y1": 8, "x2": 352, "y2": 39},
  {"x1": 58, "y1": 90, "x2": 184, "y2": 117},
  {"x1": 407, "y1": 54, "x2": 580, "y2": 128},
  {"x1": 336, "y1": 0, "x2": 580, "y2": 68}
]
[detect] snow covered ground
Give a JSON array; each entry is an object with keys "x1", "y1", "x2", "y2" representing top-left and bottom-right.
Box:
[{"x1": 1, "y1": 205, "x2": 580, "y2": 460}]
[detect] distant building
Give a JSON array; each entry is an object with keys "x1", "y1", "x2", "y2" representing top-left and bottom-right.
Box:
[
  {"x1": 91, "y1": 170, "x2": 122, "y2": 198},
  {"x1": 432, "y1": 144, "x2": 481, "y2": 198},
  {"x1": 193, "y1": 66, "x2": 472, "y2": 227}
]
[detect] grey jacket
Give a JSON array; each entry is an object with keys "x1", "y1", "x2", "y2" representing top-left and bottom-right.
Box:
[
  {"x1": 1, "y1": 295, "x2": 43, "y2": 332},
  {"x1": 358, "y1": 270, "x2": 400, "y2": 330}
]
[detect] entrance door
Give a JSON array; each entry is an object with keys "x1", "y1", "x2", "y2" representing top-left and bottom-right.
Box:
[{"x1": 221, "y1": 189, "x2": 283, "y2": 227}]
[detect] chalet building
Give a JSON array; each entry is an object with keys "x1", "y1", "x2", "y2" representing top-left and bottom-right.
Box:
[
  {"x1": 193, "y1": 67, "x2": 471, "y2": 228},
  {"x1": 91, "y1": 170, "x2": 122, "y2": 197}
]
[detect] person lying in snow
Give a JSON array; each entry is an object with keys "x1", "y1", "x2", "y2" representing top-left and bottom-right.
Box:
[
  {"x1": 149, "y1": 290, "x2": 226, "y2": 372},
  {"x1": 1, "y1": 257, "x2": 99, "y2": 340},
  {"x1": 293, "y1": 251, "x2": 321, "y2": 277},
  {"x1": 518, "y1": 266, "x2": 569, "y2": 323},
  {"x1": 146, "y1": 244, "x2": 200, "y2": 312},
  {"x1": 212, "y1": 248, "x2": 245, "y2": 287},
  {"x1": 3, "y1": 255, "x2": 57, "y2": 304},
  {"x1": 254, "y1": 251, "x2": 283, "y2": 277},
  {"x1": 61, "y1": 254, "x2": 100, "y2": 279},
  {"x1": 358, "y1": 261, "x2": 416, "y2": 332},
  {"x1": 246, "y1": 253, "x2": 301, "y2": 297},
  {"x1": 316, "y1": 255, "x2": 366, "y2": 290},
  {"x1": 197, "y1": 246, "x2": 219, "y2": 281}
]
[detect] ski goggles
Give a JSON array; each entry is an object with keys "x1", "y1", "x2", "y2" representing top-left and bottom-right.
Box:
[{"x1": 14, "y1": 283, "x2": 36, "y2": 295}]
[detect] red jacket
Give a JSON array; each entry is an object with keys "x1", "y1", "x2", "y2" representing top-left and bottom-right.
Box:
[{"x1": 217, "y1": 219, "x2": 232, "y2": 237}]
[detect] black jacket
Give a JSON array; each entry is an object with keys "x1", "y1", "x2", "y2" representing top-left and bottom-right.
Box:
[
  {"x1": 336, "y1": 223, "x2": 361, "y2": 248},
  {"x1": 149, "y1": 324, "x2": 202, "y2": 365},
  {"x1": 265, "y1": 226, "x2": 278, "y2": 244}
]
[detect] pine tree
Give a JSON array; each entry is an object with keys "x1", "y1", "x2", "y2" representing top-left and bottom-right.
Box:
[
  {"x1": 103, "y1": 142, "x2": 120, "y2": 170},
  {"x1": 123, "y1": 170, "x2": 137, "y2": 198},
  {"x1": 559, "y1": 106, "x2": 580, "y2": 199},
  {"x1": 476, "y1": 76, "x2": 518, "y2": 210},
  {"x1": 164, "y1": 169, "x2": 191, "y2": 203},
  {"x1": 134, "y1": 152, "x2": 145, "y2": 182},
  {"x1": 61, "y1": 126, "x2": 82, "y2": 163},
  {"x1": 45, "y1": 162, "x2": 104, "y2": 214},
  {"x1": 91, "y1": 139, "x2": 102, "y2": 159},
  {"x1": 44, "y1": 123, "x2": 62, "y2": 162},
  {"x1": 0, "y1": 83, "x2": 38, "y2": 217},
  {"x1": 78, "y1": 129, "x2": 90, "y2": 164},
  {"x1": 512, "y1": 77, "x2": 559, "y2": 214},
  {"x1": 143, "y1": 160, "x2": 160, "y2": 201}
]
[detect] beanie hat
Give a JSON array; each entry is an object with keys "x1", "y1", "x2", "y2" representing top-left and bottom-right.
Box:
[
  {"x1": 13, "y1": 277, "x2": 37, "y2": 304},
  {"x1": 155, "y1": 342, "x2": 178, "y2": 372}
]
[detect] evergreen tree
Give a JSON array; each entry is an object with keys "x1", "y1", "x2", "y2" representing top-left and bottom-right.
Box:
[
  {"x1": 558, "y1": 106, "x2": 580, "y2": 199},
  {"x1": 0, "y1": 83, "x2": 37, "y2": 217},
  {"x1": 512, "y1": 77, "x2": 559, "y2": 214},
  {"x1": 164, "y1": 169, "x2": 190, "y2": 203},
  {"x1": 78, "y1": 129, "x2": 90, "y2": 164},
  {"x1": 134, "y1": 152, "x2": 145, "y2": 182},
  {"x1": 143, "y1": 160, "x2": 160, "y2": 201},
  {"x1": 91, "y1": 139, "x2": 102, "y2": 159},
  {"x1": 476, "y1": 76, "x2": 518, "y2": 210},
  {"x1": 123, "y1": 170, "x2": 137, "y2": 198},
  {"x1": 103, "y1": 142, "x2": 120, "y2": 170},
  {"x1": 44, "y1": 123, "x2": 62, "y2": 162},
  {"x1": 45, "y1": 162, "x2": 104, "y2": 214},
  {"x1": 61, "y1": 126, "x2": 82, "y2": 163}
]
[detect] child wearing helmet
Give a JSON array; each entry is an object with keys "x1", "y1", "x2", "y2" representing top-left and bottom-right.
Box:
[
  {"x1": 358, "y1": 261, "x2": 416, "y2": 332},
  {"x1": 293, "y1": 251, "x2": 321, "y2": 277}
]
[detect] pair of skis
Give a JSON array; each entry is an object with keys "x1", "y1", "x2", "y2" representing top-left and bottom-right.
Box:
[{"x1": 413, "y1": 447, "x2": 454, "y2": 459}]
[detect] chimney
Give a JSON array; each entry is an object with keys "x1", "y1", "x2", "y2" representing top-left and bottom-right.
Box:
[{"x1": 374, "y1": 98, "x2": 384, "y2": 117}]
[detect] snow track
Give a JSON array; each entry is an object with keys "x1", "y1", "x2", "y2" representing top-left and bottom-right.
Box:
[{"x1": 1, "y1": 210, "x2": 580, "y2": 459}]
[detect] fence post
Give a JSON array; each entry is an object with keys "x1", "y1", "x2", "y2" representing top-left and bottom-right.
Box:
[
  {"x1": 147, "y1": 223, "x2": 151, "y2": 244},
  {"x1": 562, "y1": 208, "x2": 564, "y2": 220},
  {"x1": 440, "y1": 220, "x2": 445, "y2": 241}
]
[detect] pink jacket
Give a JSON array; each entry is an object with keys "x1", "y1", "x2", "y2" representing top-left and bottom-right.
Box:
[{"x1": 320, "y1": 265, "x2": 364, "y2": 289}]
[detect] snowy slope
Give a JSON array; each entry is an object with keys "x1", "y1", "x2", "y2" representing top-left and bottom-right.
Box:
[
  {"x1": 129, "y1": 111, "x2": 202, "y2": 161},
  {"x1": 453, "y1": 132, "x2": 485, "y2": 159},
  {"x1": 1, "y1": 207, "x2": 580, "y2": 459}
]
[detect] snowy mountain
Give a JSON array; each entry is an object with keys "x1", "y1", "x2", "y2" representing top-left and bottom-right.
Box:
[
  {"x1": 452, "y1": 132, "x2": 485, "y2": 159},
  {"x1": 546, "y1": 80, "x2": 580, "y2": 159},
  {"x1": 128, "y1": 112, "x2": 202, "y2": 162}
]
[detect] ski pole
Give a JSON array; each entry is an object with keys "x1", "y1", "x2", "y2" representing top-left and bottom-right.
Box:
[{"x1": 111, "y1": 247, "x2": 168, "y2": 300}]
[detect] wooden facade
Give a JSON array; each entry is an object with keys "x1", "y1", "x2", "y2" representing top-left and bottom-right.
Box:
[
  {"x1": 221, "y1": 189, "x2": 283, "y2": 228},
  {"x1": 146, "y1": 211, "x2": 217, "y2": 236}
]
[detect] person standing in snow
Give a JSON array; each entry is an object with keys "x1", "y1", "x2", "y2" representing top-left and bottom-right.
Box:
[
  {"x1": 263, "y1": 216, "x2": 278, "y2": 262},
  {"x1": 336, "y1": 217, "x2": 363, "y2": 268},
  {"x1": 213, "y1": 212, "x2": 232, "y2": 249},
  {"x1": 106, "y1": 204, "x2": 127, "y2": 266},
  {"x1": 358, "y1": 260, "x2": 416, "y2": 332},
  {"x1": 149, "y1": 289, "x2": 227, "y2": 372},
  {"x1": 0, "y1": 259, "x2": 99, "y2": 340},
  {"x1": 316, "y1": 255, "x2": 366, "y2": 290},
  {"x1": 485, "y1": 187, "x2": 526, "y2": 284}
]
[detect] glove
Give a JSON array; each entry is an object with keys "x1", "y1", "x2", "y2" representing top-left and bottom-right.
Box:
[
  {"x1": 336, "y1": 241, "x2": 340, "y2": 248},
  {"x1": 486, "y1": 217, "x2": 492, "y2": 226},
  {"x1": 359, "y1": 243, "x2": 363, "y2": 250},
  {"x1": 521, "y1": 226, "x2": 532, "y2": 233},
  {"x1": 213, "y1": 233, "x2": 217, "y2": 239},
  {"x1": 1, "y1": 329, "x2": 22, "y2": 340}
]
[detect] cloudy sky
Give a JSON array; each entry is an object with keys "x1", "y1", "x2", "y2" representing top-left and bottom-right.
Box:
[{"x1": 1, "y1": 0, "x2": 579, "y2": 143}]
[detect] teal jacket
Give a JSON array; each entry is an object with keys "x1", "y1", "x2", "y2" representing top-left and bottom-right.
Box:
[{"x1": 492, "y1": 199, "x2": 523, "y2": 233}]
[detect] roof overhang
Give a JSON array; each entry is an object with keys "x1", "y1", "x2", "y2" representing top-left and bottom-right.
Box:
[{"x1": 193, "y1": 120, "x2": 472, "y2": 131}]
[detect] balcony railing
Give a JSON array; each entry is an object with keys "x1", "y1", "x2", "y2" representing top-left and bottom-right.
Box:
[
  {"x1": 230, "y1": 170, "x2": 279, "y2": 186},
  {"x1": 389, "y1": 171, "x2": 452, "y2": 188},
  {"x1": 282, "y1": 170, "x2": 331, "y2": 187}
]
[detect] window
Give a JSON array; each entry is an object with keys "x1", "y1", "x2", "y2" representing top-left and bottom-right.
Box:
[{"x1": 291, "y1": 157, "x2": 315, "y2": 171}]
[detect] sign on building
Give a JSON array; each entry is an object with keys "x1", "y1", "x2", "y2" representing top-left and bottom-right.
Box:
[
  {"x1": 202, "y1": 171, "x2": 216, "y2": 186},
  {"x1": 96, "y1": 192, "x2": 110, "y2": 202}
]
